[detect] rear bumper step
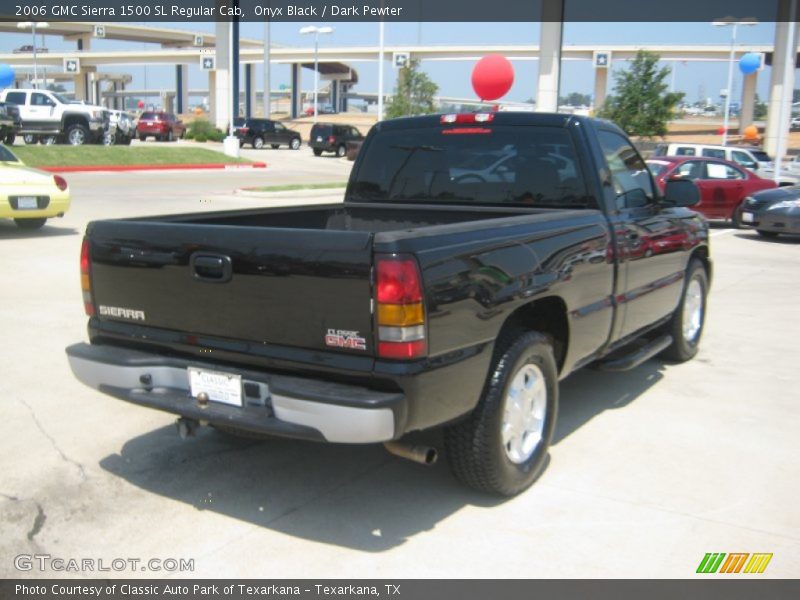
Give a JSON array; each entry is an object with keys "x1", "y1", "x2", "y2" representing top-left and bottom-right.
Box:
[{"x1": 66, "y1": 343, "x2": 402, "y2": 443}]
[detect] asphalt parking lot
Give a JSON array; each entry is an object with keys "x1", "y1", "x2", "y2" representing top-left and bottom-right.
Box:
[{"x1": 1, "y1": 149, "x2": 798, "y2": 578}]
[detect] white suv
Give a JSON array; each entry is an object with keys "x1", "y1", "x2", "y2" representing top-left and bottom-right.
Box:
[{"x1": 0, "y1": 89, "x2": 108, "y2": 145}]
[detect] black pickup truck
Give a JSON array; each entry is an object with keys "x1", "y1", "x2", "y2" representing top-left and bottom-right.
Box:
[{"x1": 67, "y1": 112, "x2": 709, "y2": 496}]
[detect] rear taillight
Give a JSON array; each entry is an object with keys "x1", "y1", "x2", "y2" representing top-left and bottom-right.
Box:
[
  {"x1": 80, "y1": 238, "x2": 94, "y2": 316},
  {"x1": 375, "y1": 255, "x2": 427, "y2": 360},
  {"x1": 53, "y1": 175, "x2": 68, "y2": 191},
  {"x1": 328, "y1": 135, "x2": 336, "y2": 144}
]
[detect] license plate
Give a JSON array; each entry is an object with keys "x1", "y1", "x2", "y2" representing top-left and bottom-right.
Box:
[
  {"x1": 316, "y1": 136, "x2": 323, "y2": 142},
  {"x1": 188, "y1": 367, "x2": 242, "y2": 407},
  {"x1": 17, "y1": 196, "x2": 38, "y2": 210},
  {"x1": 742, "y1": 212, "x2": 754, "y2": 223}
]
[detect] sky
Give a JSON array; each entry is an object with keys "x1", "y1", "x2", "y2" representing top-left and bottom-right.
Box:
[{"x1": 1, "y1": 21, "x2": 788, "y2": 106}]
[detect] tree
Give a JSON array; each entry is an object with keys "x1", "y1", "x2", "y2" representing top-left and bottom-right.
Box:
[
  {"x1": 559, "y1": 92, "x2": 591, "y2": 107},
  {"x1": 754, "y1": 93, "x2": 768, "y2": 120},
  {"x1": 598, "y1": 50, "x2": 684, "y2": 138},
  {"x1": 386, "y1": 59, "x2": 438, "y2": 119}
]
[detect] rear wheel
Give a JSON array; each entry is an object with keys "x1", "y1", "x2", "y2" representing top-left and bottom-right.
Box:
[
  {"x1": 167, "y1": 129, "x2": 174, "y2": 142},
  {"x1": 336, "y1": 144, "x2": 346, "y2": 158},
  {"x1": 66, "y1": 124, "x2": 89, "y2": 146},
  {"x1": 4, "y1": 133, "x2": 15, "y2": 145},
  {"x1": 313, "y1": 148, "x2": 323, "y2": 156},
  {"x1": 40, "y1": 135, "x2": 57, "y2": 145},
  {"x1": 253, "y1": 136, "x2": 264, "y2": 149},
  {"x1": 661, "y1": 259, "x2": 708, "y2": 362},
  {"x1": 757, "y1": 230, "x2": 779, "y2": 238},
  {"x1": 14, "y1": 218, "x2": 47, "y2": 230},
  {"x1": 444, "y1": 330, "x2": 558, "y2": 496},
  {"x1": 290, "y1": 138, "x2": 301, "y2": 150},
  {"x1": 23, "y1": 134, "x2": 38, "y2": 145}
]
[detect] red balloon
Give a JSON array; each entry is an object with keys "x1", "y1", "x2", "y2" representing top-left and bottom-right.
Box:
[
  {"x1": 472, "y1": 55, "x2": 514, "y2": 101},
  {"x1": 716, "y1": 126, "x2": 727, "y2": 135},
  {"x1": 137, "y1": 100, "x2": 145, "y2": 109}
]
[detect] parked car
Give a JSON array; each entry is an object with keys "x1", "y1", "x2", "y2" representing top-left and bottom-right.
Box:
[
  {"x1": 0, "y1": 101, "x2": 21, "y2": 145},
  {"x1": 0, "y1": 144, "x2": 70, "y2": 229},
  {"x1": 66, "y1": 111, "x2": 710, "y2": 497},
  {"x1": 233, "y1": 118, "x2": 301, "y2": 150},
  {"x1": 647, "y1": 156, "x2": 777, "y2": 226},
  {"x1": 0, "y1": 88, "x2": 108, "y2": 145},
  {"x1": 652, "y1": 142, "x2": 797, "y2": 186},
  {"x1": 104, "y1": 110, "x2": 135, "y2": 146},
  {"x1": 136, "y1": 112, "x2": 186, "y2": 142},
  {"x1": 304, "y1": 104, "x2": 337, "y2": 116},
  {"x1": 12, "y1": 45, "x2": 48, "y2": 54},
  {"x1": 737, "y1": 186, "x2": 800, "y2": 238},
  {"x1": 309, "y1": 123, "x2": 364, "y2": 157}
]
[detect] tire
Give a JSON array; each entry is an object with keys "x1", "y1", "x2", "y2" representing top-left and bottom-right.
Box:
[
  {"x1": 313, "y1": 148, "x2": 323, "y2": 156},
  {"x1": 336, "y1": 144, "x2": 346, "y2": 158},
  {"x1": 66, "y1": 123, "x2": 89, "y2": 146},
  {"x1": 444, "y1": 330, "x2": 559, "y2": 496},
  {"x1": 167, "y1": 130, "x2": 174, "y2": 142},
  {"x1": 290, "y1": 138, "x2": 301, "y2": 150},
  {"x1": 270, "y1": 143, "x2": 280, "y2": 149},
  {"x1": 40, "y1": 135, "x2": 57, "y2": 145},
  {"x1": 4, "y1": 133, "x2": 15, "y2": 145},
  {"x1": 23, "y1": 134, "x2": 38, "y2": 145},
  {"x1": 14, "y1": 218, "x2": 47, "y2": 230},
  {"x1": 661, "y1": 259, "x2": 708, "y2": 362},
  {"x1": 139, "y1": 135, "x2": 146, "y2": 142},
  {"x1": 253, "y1": 136, "x2": 264, "y2": 149},
  {"x1": 122, "y1": 136, "x2": 132, "y2": 146},
  {"x1": 102, "y1": 131, "x2": 115, "y2": 146},
  {"x1": 757, "y1": 230, "x2": 779, "y2": 238}
]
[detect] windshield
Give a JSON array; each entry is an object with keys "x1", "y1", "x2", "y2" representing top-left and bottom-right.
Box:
[
  {"x1": 646, "y1": 161, "x2": 670, "y2": 177},
  {"x1": 350, "y1": 126, "x2": 590, "y2": 208},
  {"x1": 0, "y1": 145, "x2": 19, "y2": 162},
  {"x1": 750, "y1": 150, "x2": 771, "y2": 162},
  {"x1": 51, "y1": 93, "x2": 69, "y2": 104}
]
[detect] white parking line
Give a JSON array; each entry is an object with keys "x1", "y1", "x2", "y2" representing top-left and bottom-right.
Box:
[{"x1": 710, "y1": 229, "x2": 736, "y2": 237}]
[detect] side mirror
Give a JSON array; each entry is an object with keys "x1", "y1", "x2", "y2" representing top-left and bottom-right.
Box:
[{"x1": 664, "y1": 178, "x2": 700, "y2": 207}]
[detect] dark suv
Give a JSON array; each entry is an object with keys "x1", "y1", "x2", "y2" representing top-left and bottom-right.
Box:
[
  {"x1": 0, "y1": 101, "x2": 21, "y2": 145},
  {"x1": 234, "y1": 118, "x2": 301, "y2": 150},
  {"x1": 309, "y1": 123, "x2": 364, "y2": 157}
]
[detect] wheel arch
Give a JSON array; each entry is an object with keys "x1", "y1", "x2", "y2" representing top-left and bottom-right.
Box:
[
  {"x1": 689, "y1": 245, "x2": 712, "y2": 286},
  {"x1": 495, "y1": 296, "x2": 570, "y2": 375},
  {"x1": 62, "y1": 113, "x2": 90, "y2": 129}
]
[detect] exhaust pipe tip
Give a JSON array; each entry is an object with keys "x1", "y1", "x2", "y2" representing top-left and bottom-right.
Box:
[{"x1": 384, "y1": 441, "x2": 438, "y2": 466}]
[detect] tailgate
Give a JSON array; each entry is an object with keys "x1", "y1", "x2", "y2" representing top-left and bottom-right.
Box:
[{"x1": 87, "y1": 221, "x2": 375, "y2": 356}]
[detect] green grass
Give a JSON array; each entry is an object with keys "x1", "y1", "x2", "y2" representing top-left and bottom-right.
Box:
[
  {"x1": 12, "y1": 145, "x2": 252, "y2": 167},
  {"x1": 243, "y1": 182, "x2": 348, "y2": 192}
]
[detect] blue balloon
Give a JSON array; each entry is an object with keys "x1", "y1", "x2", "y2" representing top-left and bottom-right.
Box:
[
  {"x1": 739, "y1": 53, "x2": 761, "y2": 75},
  {"x1": 0, "y1": 64, "x2": 14, "y2": 89}
]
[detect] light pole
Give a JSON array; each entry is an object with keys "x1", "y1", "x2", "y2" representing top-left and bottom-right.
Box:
[
  {"x1": 16, "y1": 21, "x2": 49, "y2": 89},
  {"x1": 299, "y1": 26, "x2": 333, "y2": 123},
  {"x1": 712, "y1": 18, "x2": 757, "y2": 145}
]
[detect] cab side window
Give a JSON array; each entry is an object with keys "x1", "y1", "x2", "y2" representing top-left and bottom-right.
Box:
[
  {"x1": 701, "y1": 148, "x2": 726, "y2": 160},
  {"x1": 31, "y1": 93, "x2": 55, "y2": 107},
  {"x1": 5, "y1": 92, "x2": 26, "y2": 105},
  {"x1": 598, "y1": 130, "x2": 655, "y2": 210},
  {"x1": 675, "y1": 147, "x2": 696, "y2": 156},
  {"x1": 731, "y1": 150, "x2": 757, "y2": 171},
  {"x1": 704, "y1": 161, "x2": 745, "y2": 180}
]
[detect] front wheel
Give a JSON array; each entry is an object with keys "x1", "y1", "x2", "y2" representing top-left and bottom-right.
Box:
[
  {"x1": 313, "y1": 148, "x2": 323, "y2": 156},
  {"x1": 336, "y1": 144, "x2": 346, "y2": 158},
  {"x1": 252, "y1": 136, "x2": 264, "y2": 149},
  {"x1": 290, "y1": 138, "x2": 301, "y2": 150},
  {"x1": 66, "y1": 124, "x2": 89, "y2": 146},
  {"x1": 661, "y1": 259, "x2": 708, "y2": 362},
  {"x1": 444, "y1": 331, "x2": 558, "y2": 496},
  {"x1": 14, "y1": 218, "x2": 47, "y2": 230}
]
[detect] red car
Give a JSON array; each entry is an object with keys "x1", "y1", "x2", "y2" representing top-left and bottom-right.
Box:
[
  {"x1": 136, "y1": 112, "x2": 186, "y2": 142},
  {"x1": 647, "y1": 156, "x2": 777, "y2": 226}
]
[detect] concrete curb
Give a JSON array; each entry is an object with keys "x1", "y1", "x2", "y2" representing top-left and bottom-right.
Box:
[{"x1": 40, "y1": 162, "x2": 267, "y2": 173}]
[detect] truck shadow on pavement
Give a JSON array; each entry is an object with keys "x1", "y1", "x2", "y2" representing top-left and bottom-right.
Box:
[{"x1": 99, "y1": 360, "x2": 665, "y2": 552}]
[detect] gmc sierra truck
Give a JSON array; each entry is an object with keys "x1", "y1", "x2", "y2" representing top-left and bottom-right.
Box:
[
  {"x1": 67, "y1": 112, "x2": 710, "y2": 496},
  {"x1": 0, "y1": 89, "x2": 108, "y2": 145}
]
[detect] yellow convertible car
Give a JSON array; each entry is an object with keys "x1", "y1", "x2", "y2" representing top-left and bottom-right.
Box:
[{"x1": 1, "y1": 144, "x2": 70, "y2": 229}]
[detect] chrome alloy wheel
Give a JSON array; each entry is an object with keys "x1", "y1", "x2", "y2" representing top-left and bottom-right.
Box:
[
  {"x1": 682, "y1": 278, "x2": 704, "y2": 343},
  {"x1": 502, "y1": 363, "x2": 547, "y2": 464}
]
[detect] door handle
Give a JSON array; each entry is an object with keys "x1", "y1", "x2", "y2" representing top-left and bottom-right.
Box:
[{"x1": 190, "y1": 253, "x2": 233, "y2": 283}]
